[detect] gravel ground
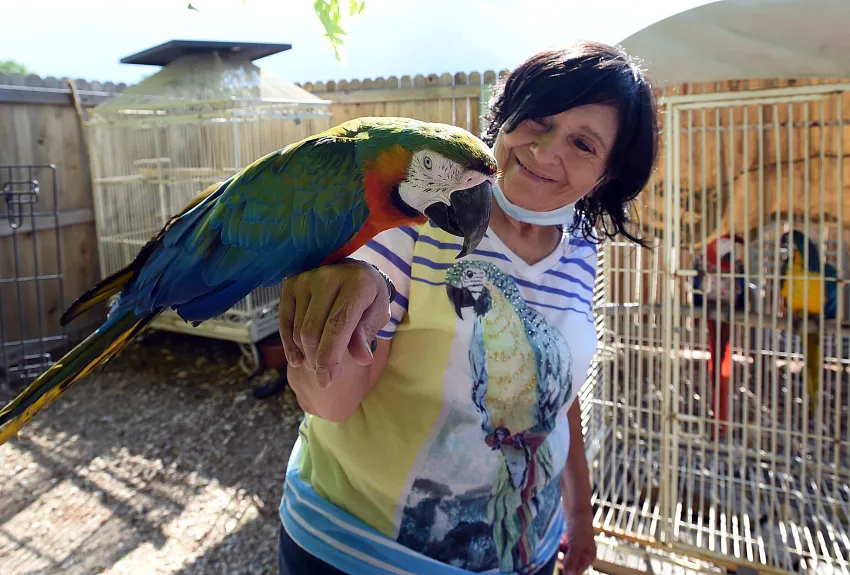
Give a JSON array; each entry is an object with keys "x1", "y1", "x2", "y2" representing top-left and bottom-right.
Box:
[{"x1": 0, "y1": 330, "x2": 302, "y2": 575}]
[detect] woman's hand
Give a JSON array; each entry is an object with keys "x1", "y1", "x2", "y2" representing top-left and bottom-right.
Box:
[
  {"x1": 560, "y1": 506, "x2": 597, "y2": 575},
  {"x1": 279, "y1": 258, "x2": 391, "y2": 389}
]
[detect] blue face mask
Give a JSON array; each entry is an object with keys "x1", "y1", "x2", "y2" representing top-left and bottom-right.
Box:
[{"x1": 491, "y1": 182, "x2": 577, "y2": 227}]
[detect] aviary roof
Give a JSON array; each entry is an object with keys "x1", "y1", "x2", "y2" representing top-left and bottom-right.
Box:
[
  {"x1": 90, "y1": 48, "x2": 328, "y2": 122},
  {"x1": 120, "y1": 40, "x2": 292, "y2": 67}
]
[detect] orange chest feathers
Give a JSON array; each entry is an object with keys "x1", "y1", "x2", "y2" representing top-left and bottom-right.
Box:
[{"x1": 322, "y1": 144, "x2": 426, "y2": 264}]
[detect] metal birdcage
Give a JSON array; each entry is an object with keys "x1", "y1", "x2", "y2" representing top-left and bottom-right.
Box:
[
  {"x1": 587, "y1": 82, "x2": 850, "y2": 575},
  {"x1": 84, "y1": 41, "x2": 332, "y2": 373}
]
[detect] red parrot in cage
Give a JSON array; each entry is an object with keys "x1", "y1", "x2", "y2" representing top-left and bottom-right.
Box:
[
  {"x1": 0, "y1": 117, "x2": 497, "y2": 445},
  {"x1": 693, "y1": 234, "x2": 747, "y2": 437}
]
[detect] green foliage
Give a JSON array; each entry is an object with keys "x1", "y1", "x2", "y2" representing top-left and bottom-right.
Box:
[
  {"x1": 313, "y1": 0, "x2": 366, "y2": 62},
  {"x1": 186, "y1": 1, "x2": 365, "y2": 62},
  {"x1": 0, "y1": 60, "x2": 30, "y2": 75}
]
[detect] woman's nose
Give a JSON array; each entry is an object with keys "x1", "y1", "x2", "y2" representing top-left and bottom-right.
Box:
[{"x1": 530, "y1": 133, "x2": 560, "y2": 165}]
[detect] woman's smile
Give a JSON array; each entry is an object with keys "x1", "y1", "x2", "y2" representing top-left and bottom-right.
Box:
[{"x1": 515, "y1": 156, "x2": 556, "y2": 184}]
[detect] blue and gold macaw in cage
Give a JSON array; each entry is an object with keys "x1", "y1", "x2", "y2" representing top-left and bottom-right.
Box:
[
  {"x1": 779, "y1": 230, "x2": 838, "y2": 416},
  {"x1": 693, "y1": 235, "x2": 747, "y2": 436}
]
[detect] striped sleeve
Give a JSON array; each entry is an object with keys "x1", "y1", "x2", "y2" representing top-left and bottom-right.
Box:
[{"x1": 350, "y1": 226, "x2": 417, "y2": 339}]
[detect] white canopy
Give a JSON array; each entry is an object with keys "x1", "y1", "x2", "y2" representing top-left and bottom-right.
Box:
[{"x1": 619, "y1": 0, "x2": 850, "y2": 85}]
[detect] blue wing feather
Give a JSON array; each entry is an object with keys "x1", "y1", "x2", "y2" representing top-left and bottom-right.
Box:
[{"x1": 111, "y1": 134, "x2": 368, "y2": 325}]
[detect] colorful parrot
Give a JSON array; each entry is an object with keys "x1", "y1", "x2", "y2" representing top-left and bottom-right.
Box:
[
  {"x1": 446, "y1": 261, "x2": 571, "y2": 572},
  {"x1": 779, "y1": 230, "x2": 838, "y2": 417},
  {"x1": 693, "y1": 235, "x2": 746, "y2": 436},
  {"x1": 0, "y1": 117, "x2": 498, "y2": 445}
]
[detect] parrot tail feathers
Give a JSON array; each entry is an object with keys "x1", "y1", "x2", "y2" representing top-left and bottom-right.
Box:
[
  {"x1": 0, "y1": 309, "x2": 158, "y2": 446},
  {"x1": 60, "y1": 267, "x2": 137, "y2": 327}
]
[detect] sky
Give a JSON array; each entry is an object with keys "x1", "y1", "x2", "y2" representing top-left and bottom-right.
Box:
[{"x1": 0, "y1": 0, "x2": 718, "y2": 86}]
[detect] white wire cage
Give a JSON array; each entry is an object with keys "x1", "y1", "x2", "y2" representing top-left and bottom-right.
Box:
[
  {"x1": 587, "y1": 83, "x2": 850, "y2": 575},
  {"x1": 84, "y1": 42, "x2": 332, "y2": 373}
]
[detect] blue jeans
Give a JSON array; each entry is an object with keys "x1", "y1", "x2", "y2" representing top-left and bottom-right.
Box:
[{"x1": 278, "y1": 525, "x2": 559, "y2": 575}]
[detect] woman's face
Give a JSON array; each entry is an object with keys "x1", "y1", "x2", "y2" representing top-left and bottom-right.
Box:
[{"x1": 494, "y1": 103, "x2": 619, "y2": 212}]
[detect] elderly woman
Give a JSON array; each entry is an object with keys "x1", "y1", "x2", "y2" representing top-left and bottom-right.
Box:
[{"x1": 276, "y1": 41, "x2": 658, "y2": 575}]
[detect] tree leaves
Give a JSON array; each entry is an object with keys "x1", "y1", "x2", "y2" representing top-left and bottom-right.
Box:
[
  {"x1": 313, "y1": 0, "x2": 365, "y2": 63},
  {"x1": 0, "y1": 60, "x2": 30, "y2": 75},
  {"x1": 186, "y1": 1, "x2": 365, "y2": 62}
]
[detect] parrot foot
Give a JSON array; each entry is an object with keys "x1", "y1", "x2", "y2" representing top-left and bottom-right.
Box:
[{"x1": 238, "y1": 343, "x2": 262, "y2": 376}]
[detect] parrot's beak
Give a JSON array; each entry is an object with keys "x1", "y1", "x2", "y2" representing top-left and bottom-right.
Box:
[{"x1": 424, "y1": 180, "x2": 492, "y2": 259}]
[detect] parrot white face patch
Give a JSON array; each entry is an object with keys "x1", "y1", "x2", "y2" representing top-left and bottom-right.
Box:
[{"x1": 398, "y1": 150, "x2": 493, "y2": 214}]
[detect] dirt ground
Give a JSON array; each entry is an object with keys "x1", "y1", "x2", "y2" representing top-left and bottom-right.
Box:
[{"x1": 0, "y1": 330, "x2": 302, "y2": 575}]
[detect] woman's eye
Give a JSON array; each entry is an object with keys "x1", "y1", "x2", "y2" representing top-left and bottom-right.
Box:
[
  {"x1": 574, "y1": 138, "x2": 594, "y2": 154},
  {"x1": 528, "y1": 117, "x2": 547, "y2": 130}
]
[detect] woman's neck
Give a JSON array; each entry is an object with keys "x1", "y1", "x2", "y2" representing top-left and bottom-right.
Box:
[{"x1": 488, "y1": 200, "x2": 563, "y2": 265}]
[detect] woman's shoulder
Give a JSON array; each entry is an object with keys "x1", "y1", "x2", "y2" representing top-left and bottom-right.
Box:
[{"x1": 562, "y1": 222, "x2": 599, "y2": 260}]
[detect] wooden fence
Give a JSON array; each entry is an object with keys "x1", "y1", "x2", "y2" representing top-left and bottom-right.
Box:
[
  {"x1": 297, "y1": 69, "x2": 511, "y2": 135},
  {"x1": 0, "y1": 73, "x2": 126, "y2": 354}
]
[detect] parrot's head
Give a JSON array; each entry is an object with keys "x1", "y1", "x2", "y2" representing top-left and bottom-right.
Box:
[
  {"x1": 780, "y1": 230, "x2": 821, "y2": 270},
  {"x1": 363, "y1": 119, "x2": 499, "y2": 258},
  {"x1": 706, "y1": 234, "x2": 745, "y2": 272}
]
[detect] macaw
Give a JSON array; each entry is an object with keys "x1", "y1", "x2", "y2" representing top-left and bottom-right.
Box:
[
  {"x1": 779, "y1": 230, "x2": 838, "y2": 417},
  {"x1": 693, "y1": 235, "x2": 746, "y2": 436},
  {"x1": 0, "y1": 117, "x2": 498, "y2": 445}
]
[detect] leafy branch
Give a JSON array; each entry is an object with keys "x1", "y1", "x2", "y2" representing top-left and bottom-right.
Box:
[
  {"x1": 187, "y1": 1, "x2": 365, "y2": 62},
  {"x1": 0, "y1": 60, "x2": 30, "y2": 75},
  {"x1": 313, "y1": 0, "x2": 365, "y2": 62}
]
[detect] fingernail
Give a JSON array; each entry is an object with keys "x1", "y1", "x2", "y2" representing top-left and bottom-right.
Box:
[
  {"x1": 370, "y1": 338, "x2": 378, "y2": 353},
  {"x1": 316, "y1": 367, "x2": 331, "y2": 390},
  {"x1": 290, "y1": 349, "x2": 303, "y2": 367}
]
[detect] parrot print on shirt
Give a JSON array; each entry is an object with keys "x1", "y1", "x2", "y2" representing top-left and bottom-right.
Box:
[
  {"x1": 391, "y1": 259, "x2": 572, "y2": 573},
  {"x1": 449, "y1": 261, "x2": 572, "y2": 572}
]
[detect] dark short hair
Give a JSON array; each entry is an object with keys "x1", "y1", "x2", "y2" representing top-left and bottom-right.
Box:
[{"x1": 482, "y1": 41, "x2": 659, "y2": 246}]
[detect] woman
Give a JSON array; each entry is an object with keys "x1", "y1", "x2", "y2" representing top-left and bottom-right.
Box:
[{"x1": 276, "y1": 41, "x2": 658, "y2": 575}]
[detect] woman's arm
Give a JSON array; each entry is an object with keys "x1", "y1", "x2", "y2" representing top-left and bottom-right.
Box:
[
  {"x1": 559, "y1": 398, "x2": 597, "y2": 574},
  {"x1": 560, "y1": 399, "x2": 592, "y2": 512}
]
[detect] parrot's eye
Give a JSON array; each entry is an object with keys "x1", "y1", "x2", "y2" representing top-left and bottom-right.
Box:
[
  {"x1": 465, "y1": 270, "x2": 474, "y2": 278},
  {"x1": 423, "y1": 156, "x2": 433, "y2": 170}
]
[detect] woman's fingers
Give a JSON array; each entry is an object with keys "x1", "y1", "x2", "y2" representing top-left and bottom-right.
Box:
[
  {"x1": 298, "y1": 279, "x2": 342, "y2": 372},
  {"x1": 348, "y1": 290, "x2": 391, "y2": 366},
  {"x1": 313, "y1": 278, "x2": 376, "y2": 388},
  {"x1": 290, "y1": 273, "x2": 314, "y2": 368},
  {"x1": 278, "y1": 280, "x2": 303, "y2": 367}
]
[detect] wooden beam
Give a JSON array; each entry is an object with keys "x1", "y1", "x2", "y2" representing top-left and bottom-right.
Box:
[
  {"x1": 591, "y1": 559, "x2": 650, "y2": 575},
  {"x1": 0, "y1": 86, "x2": 116, "y2": 108}
]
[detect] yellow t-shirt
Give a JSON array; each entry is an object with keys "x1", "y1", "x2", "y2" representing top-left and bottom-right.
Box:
[{"x1": 280, "y1": 222, "x2": 598, "y2": 575}]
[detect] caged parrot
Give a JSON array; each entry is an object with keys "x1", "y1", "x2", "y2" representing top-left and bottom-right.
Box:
[
  {"x1": 0, "y1": 117, "x2": 498, "y2": 446},
  {"x1": 779, "y1": 230, "x2": 838, "y2": 417},
  {"x1": 693, "y1": 235, "x2": 747, "y2": 436}
]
